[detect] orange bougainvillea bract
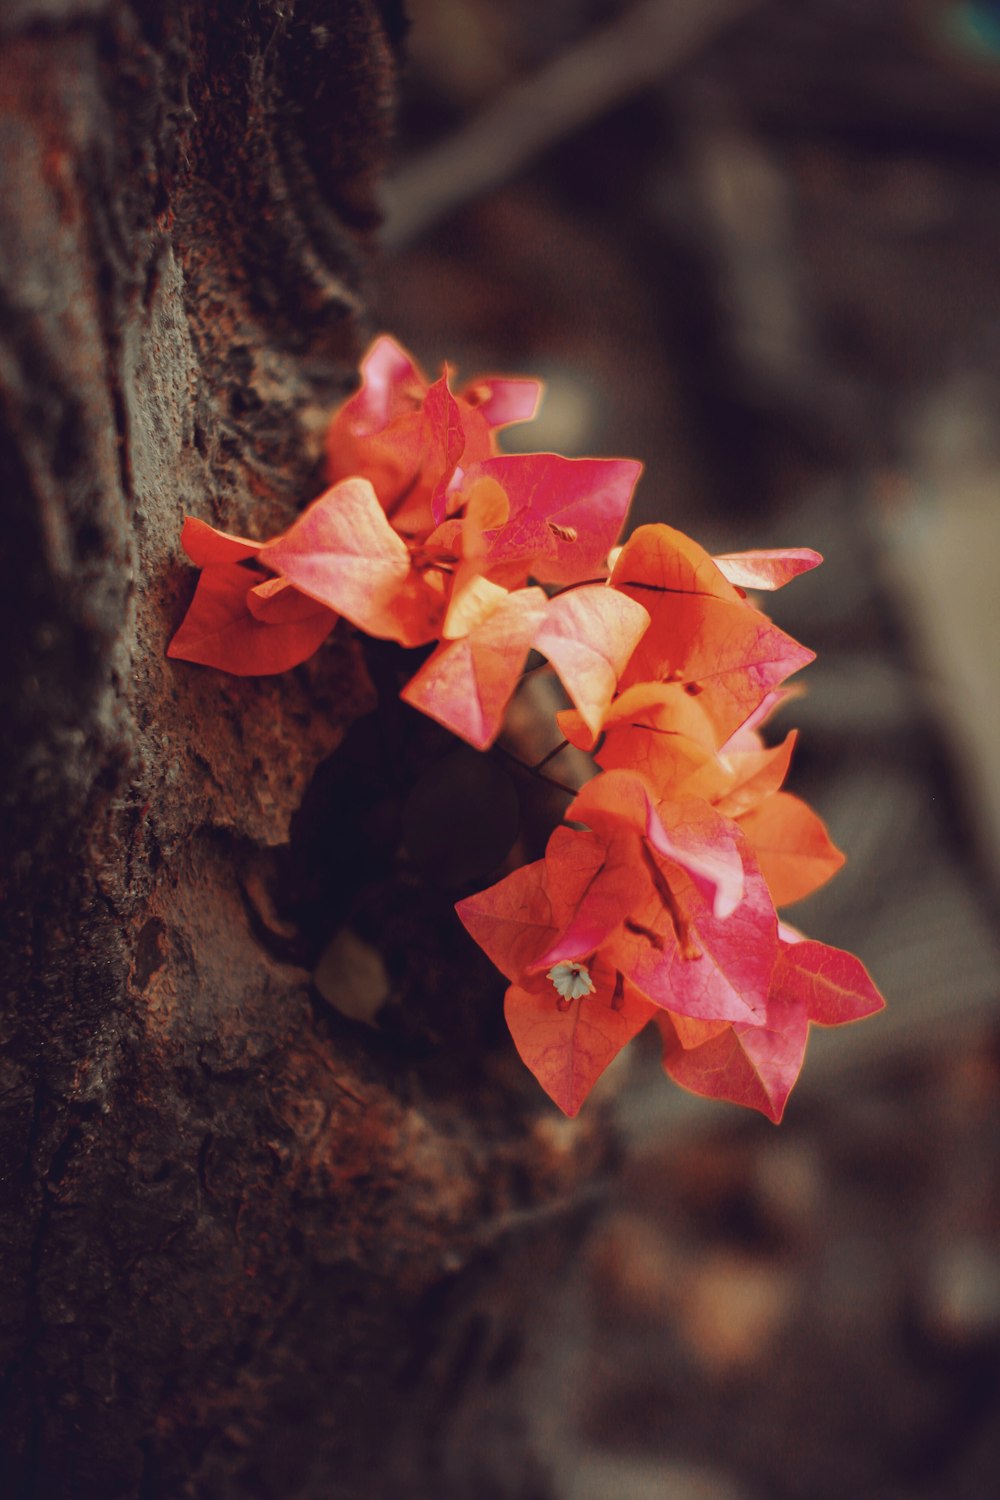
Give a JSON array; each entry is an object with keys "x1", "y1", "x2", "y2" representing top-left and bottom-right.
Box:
[{"x1": 169, "y1": 333, "x2": 884, "y2": 1119}]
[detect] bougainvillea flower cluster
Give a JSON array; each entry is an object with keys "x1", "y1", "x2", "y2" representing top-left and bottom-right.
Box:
[
  {"x1": 170, "y1": 335, "x2": 884, "y2": 1120},
  {"x1": 169, "y1": 337, "x2": 648, "y2": 749}
]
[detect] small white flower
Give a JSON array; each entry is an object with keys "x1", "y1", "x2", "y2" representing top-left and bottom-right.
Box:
[{"x1": 547, "y1": 961, "x2": 595, "y2": 1001}]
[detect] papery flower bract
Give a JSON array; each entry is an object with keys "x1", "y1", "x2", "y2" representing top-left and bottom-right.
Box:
[
  {"x1": 560, "y1": 692, "x2": 845, "y2": 909},
  {"x1": 179, "y1": 515, "x2": 264, "y2": 566},
  {"x1": 455, "y1": 837, "x2": 658, "y2": 1115},
  {"x1": 403, "y1": 582, "x2": 649, "y2": 751},
  {"x1": 608, "y1": 525, "x2": 816, "y2": 742},
  {"x1": 734, "y1": 791, "x2": 845, "y2": 907},
  {"x1": 557, "y1": 677, "x2": 761, "y2": 797},
  {"x1": 655, "y1": 928, "x2": 884, "y2": 1121},
  {"x1": 773, "y1": 931, "x2": 886, "y2": 1024},
  {"x1": 458, "y1": 777, "x2": 777, "y2": 1029},
  {"x1": 532, "y1": 586, "x2": 650, "y2": 739},
  {"x1": 656, "y1": 989, "x2": 809, "y2": 1123},
  {"x1": 167, "y1": 517, "x2": 338, "y2": 678},
  {"x1": 324, "y1": 335, "x2": 542, "y2": 537},
  {"x1": 400, "y1": 586, "x2": 550, "y2": 748},
  {"x1": 562, "y1": 768, "x2": 747, "y2": 921},
  {"x1": 171, "y1": 466, "x2": 647, "y2": 749},
  {"x1": 171, "y1": 339, "x2": 645, "y2": 748},
  {"x1": 706, "y1": 728, "x2": 798, "y2": 818},
  {"x1": 454, "y1": 453, "x2": 643, "y2": 587},
  {"x1": 258, "y1": 477, "x2": 445, "y2": 647},
  {"x1": 504, "y1": 958, "x2": 658, "y2": 1118},
  {"x1": 457, "y1": 757, "x2": 881, "y2": 1120},
  {"x1": 388, "y1": 453, "x2": 645, "y2": 748},
  {"x1": 558, "y1": 680, "x2": 721, "y2": 779},
  {"x1": 712, "y1": 548, "x2": 823, "y2": 591},
  {"x1": 546, "y1": 774, "x2": 778, "y2": 1021}
]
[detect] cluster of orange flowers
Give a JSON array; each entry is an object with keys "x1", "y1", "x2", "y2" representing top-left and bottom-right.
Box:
[{"x1": 170, "y1": 337, "x2": 884, "y2": 1119}]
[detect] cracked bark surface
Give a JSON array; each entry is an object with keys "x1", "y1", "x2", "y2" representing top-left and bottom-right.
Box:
[{"x1": 0, "y1": 6, "x2": 603, "y2": 1495}]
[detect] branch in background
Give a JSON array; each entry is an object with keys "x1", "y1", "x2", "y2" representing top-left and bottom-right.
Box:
[{"x1": 381, "y1": 0, "x2": 766, "y2": 251}]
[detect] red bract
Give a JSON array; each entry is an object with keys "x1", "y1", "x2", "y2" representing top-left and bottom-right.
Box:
[
  {"x1": 458, "y1": 800, "x2": 882, "y2": 1120},
  {"x1": 559, "y1": 689, "x2": 845, "y2": 910},
  {"x1": 170, "y1": 338, "x2": 645, "y2": 746},
  {"x1": 775, "y1": 933, "x2": 886, "y2": 1025},
  {"x1": 656, "y1": 931, "x2": 884, "y2": 1121},
  {"x1": 657, "y1": 992, "x2": 809, "y2": 1124},
  {"x1": 324, "y1": 335, "x2": 542, "y2": 537},
  {"x1": 453, "y1": 846, "x2": 657, "y2": 1116},
  {"x1": 543, "y1": 777, "x2": 777, "y2": 1024},
  {"x1": 166, "y1": 562, "x2": 338, "y2": 676},
  {"x1": 179, "y1": 515, "x2": 264, "y2": 566},
  {"x1": 608, "y1": 525, "x2": 815, "y2": 743},
  {"x1": 403, "y1": 583, "x2": 649, "y2": 750},
  {"x1": 712, "y1": 548, "x2": 823, "y2": 591},
  {"x1": 455, "y1": 453, "x2": 643, "y2": 586},
  {"x1": 562, "y1": 769, "x2": 747, "y2": 923},
  {"x1": 401, "y1": 586, "x2": 550, "y2": 747},
  {"x1": 279, "y1": 457, "x2": 637, "y2": 742},
  {"x1": 167, "y1": 515, "x2": 338, "y2": 676},
  {"x1": 504, "y1": 959, "x2": 658, "y2": 1119},
  {"x1": 558, "y1": 680, "x2": 719, "y2": 785},
  {"x1": 533, "y1": 587, "x2": 651, "y2": 739},
  {"x1": 259, "y1": 477, "x2": 443, "y2": 647},
  {"x1": 736, "y1": 791, "x2": 845, "y2": 907}
]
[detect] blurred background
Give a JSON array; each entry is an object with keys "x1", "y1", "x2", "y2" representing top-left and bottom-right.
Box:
[{"x1": 375, "y1": 2, "x2": 1000, "y2": 1494}]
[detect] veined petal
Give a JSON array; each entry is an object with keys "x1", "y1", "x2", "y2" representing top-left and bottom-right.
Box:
[
  {"x1": 616, "y1": 591, "x2": 815, "y2": 743},
  {"x1": 657, "y1": 994, "x2": 809, "y2": 1123},
  {"x1": 167, "y1": 562, "x2": 336, "y2": 675},
  {"x1": 423, "y1": 376, "x2": 467, "y2": 525},
  {"x1": 401, "y1": 587, "x2": 549, "y2": 748},
  {"x1": 441, "y1": 572, "x2": 508, "y2": 640},
  {"x1": 666, "y1": 1012, "x2": 730, "y2": 1050},
  {"x1": 643, "y1": 798, "x2": 744, "y2": 921},
  {"x1": 534, "y1": 586, "x2": 650, "y2": 738},
  {"x1": 465, "y1": 454, "x2": 641, "y2": 585},
  {"x1": 456, "y1": 827, "x2": 610, "y2": 983},
  {"x1": 530, "y1": 827, "x2": 647, "y2": 972},
  {"x1": 567, "y1": 770, "x2": 745, "y2": 919},
  {"x1": 737, "y1": 791, "x2": 845, "y2": 906},
  {"x1": 337, "y1": 334, "x2": 425, "y2": 432},
  {"x1": 258, "y1": 478, "x2": 429, "y2": 645},
  {"x1": 245, "y1": 575, "x2": 338, "y2": 627},
  {"x1": 455, "y1": 857, "x2": 557, "y2": 982},
  {"x1": 605, "y1": 845, "x2": 776, "y2": 1025},
  {"x1": 612, "y1": 523, "x2": 744, "y2": 604},
  {"x1": 708, "y1": 730, "x2": 798, "y2": 820},
  {"x1": 771, "y1": 938, "x2": 885, "y2": 1025},
  {"x1": 505, "y1": 964, "x2": 656, "y2": 1117},
  {"x1": 713, "y1": 548, "x2": 822, "y2": 590}
]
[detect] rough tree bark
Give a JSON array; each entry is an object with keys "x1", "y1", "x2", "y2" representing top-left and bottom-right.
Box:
[{"x1": 0, "y1": 6, "x2": 603, "y2": 1496}]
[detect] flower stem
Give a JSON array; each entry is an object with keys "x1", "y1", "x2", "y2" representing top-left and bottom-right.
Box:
[{"x1": 493, "y1": 744, "x2": 577, "y2": 799}]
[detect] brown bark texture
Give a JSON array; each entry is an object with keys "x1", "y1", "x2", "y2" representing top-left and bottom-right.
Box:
[{"x1": 0, "y1": 5, "x2": 602, "y2": 1496}]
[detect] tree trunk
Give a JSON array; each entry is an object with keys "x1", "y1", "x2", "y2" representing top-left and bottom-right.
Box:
[{"x1": 0, "y1": 6, "x2": 602, "y2": 1495}]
